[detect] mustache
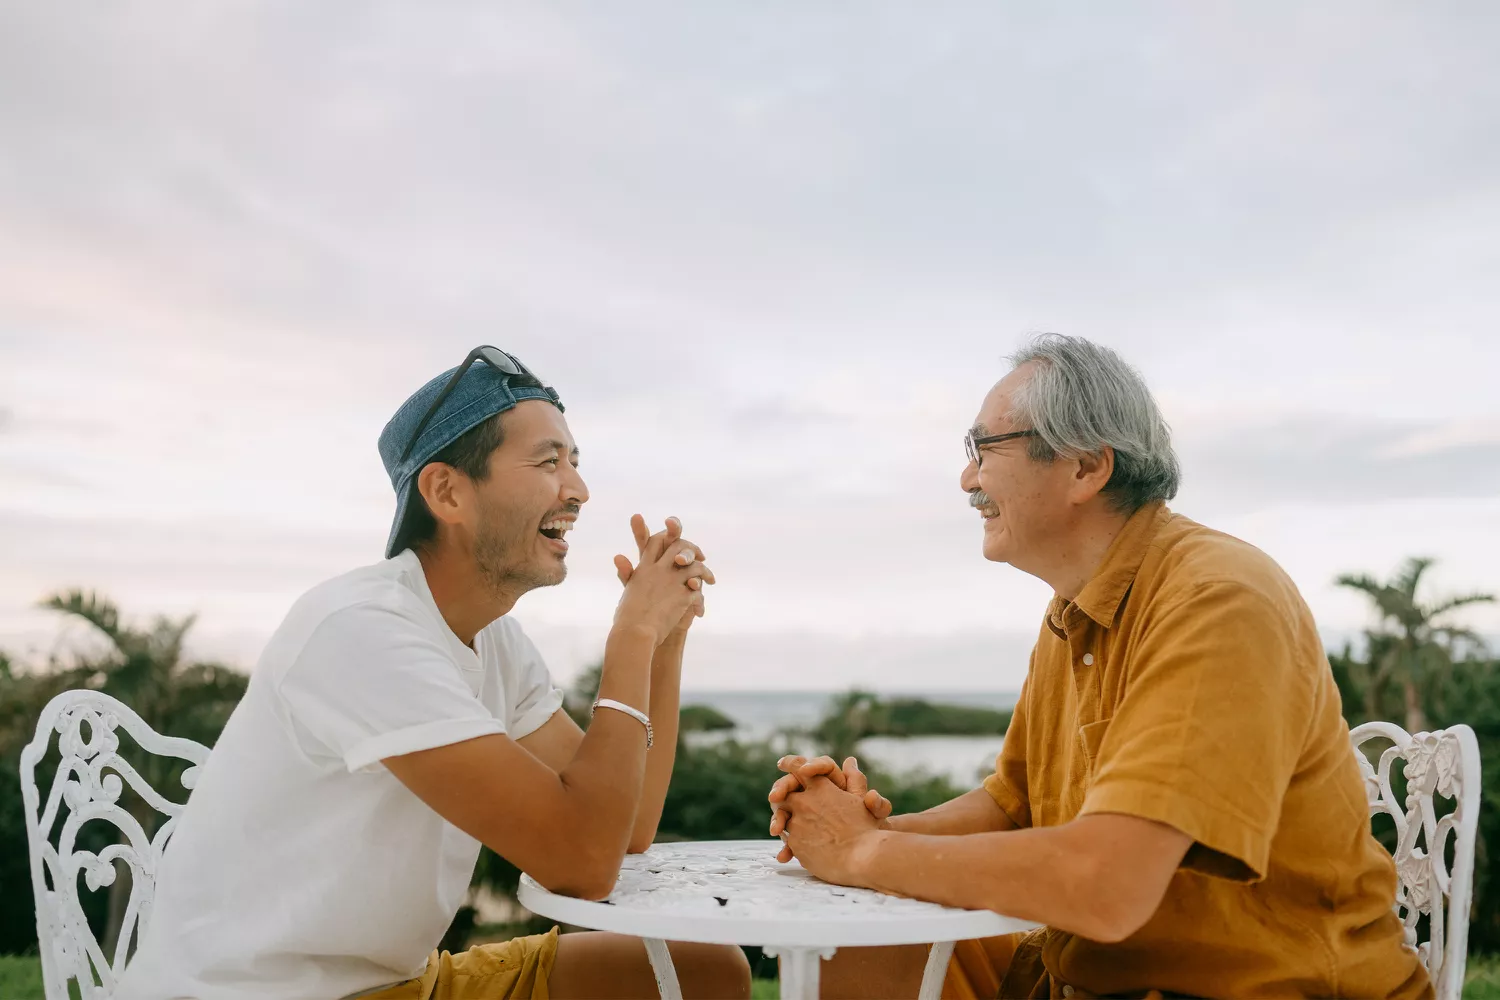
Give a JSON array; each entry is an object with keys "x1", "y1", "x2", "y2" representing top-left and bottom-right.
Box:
[
  {"x1": 968, "y1": 489, "x2": 991, "y2": 508},
  {"x1": 543, "y1": 503, "x2": 582, "y2": 520}
]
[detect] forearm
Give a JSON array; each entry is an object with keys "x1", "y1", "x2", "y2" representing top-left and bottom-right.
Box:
[
  {"x1": 555, "y1": 625, "x2": 656, "y2": 880},
  {"x1": 885, "y1": 786, "x2": 1016, "y2": 836},
  {"x1": 852, "y1": 821, "x2": 1150, "y2": 943},
  {"x1": 627, "y1": 632, "x2": 684, "y2": 852}
]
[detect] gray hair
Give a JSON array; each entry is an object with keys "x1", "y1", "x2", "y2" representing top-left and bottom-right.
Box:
[{"x1": 1006, "y1": 334, "x2": 1180, "y2": 514}]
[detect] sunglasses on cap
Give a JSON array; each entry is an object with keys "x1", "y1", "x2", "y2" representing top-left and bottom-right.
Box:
[{"x1": 398, "y1": 346, "x2": 556, "y2": 463}]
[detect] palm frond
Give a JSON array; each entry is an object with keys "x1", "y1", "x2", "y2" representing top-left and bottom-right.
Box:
[
  {"x1": 1432, "y1": 625, "x2": 1489, "y2": 658},
  {"x1": 147, "y1": 613, "x2": 199, "y2": 669},
  {"x1": 40, "y1": 590, "x2": 131, "y2": 654},
  {"x1": 1336, "y1": 573, "x2": 1417, "y2": 629},
  {"x1": 1428, "y1": 592, "x2": 1498, "y2": 618},
  {"x1": 1395, "y1": 557, "x2": 1437, "y2": 600},
  {"x1": 1335, "y1": 573, "x2": 1384, "y2": 596}
]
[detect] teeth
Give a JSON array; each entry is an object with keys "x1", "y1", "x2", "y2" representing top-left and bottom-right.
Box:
[{"x1": 541, "y1": 520, "x2": 573, "y2": 533}]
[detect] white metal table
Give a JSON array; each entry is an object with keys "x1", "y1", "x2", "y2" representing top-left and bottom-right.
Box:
[{"x1": 518, "y1": 839, "x2": 1039, "y2": 1000}]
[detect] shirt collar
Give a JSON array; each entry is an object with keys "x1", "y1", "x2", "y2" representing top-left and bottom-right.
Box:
[{"x1": 1067, "y1": 501, "x2": 1171, "y2": 629}]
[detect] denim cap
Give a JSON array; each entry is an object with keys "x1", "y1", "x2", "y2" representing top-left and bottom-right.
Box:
[{"x1": 377, "y1": 358, "x2": 564, "y2": 558}]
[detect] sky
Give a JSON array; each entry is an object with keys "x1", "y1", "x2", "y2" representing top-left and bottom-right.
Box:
[{"x1": 1, "y1": 3, "x2": 1498, "y2": 691}]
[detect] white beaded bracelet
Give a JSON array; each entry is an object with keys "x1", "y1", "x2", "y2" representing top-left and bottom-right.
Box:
[{"x1": 591, "y1": 698, "x2": 654, "y2": 749}]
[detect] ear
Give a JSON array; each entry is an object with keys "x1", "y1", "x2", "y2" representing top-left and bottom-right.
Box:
[
  {"x1": 416, "y1": 463, "x2": 470, "y2": 529},
  {"x1": 1069, "y1": 446, "x2": 1115, "y2": 505}
]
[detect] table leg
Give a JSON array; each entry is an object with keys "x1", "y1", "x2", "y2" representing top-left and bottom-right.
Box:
[
  {"x1": 763, "y1": 945, "x2": 836, "y2": 1000},
  {"x1": 918, "y1": 941, "x2": 956, "y2": 1000},
  {"x1": 642, "y1": 938, "x2": 682, "y2": 1000}
]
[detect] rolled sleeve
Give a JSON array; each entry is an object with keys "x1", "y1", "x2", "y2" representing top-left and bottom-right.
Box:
[
  {"x1": 983, "y1": 666, "x2": 1034, "y2": 829},
  {"x1": 343, "y1": 717, "x2": 505, "y2": 773},
  {"x1": 983, "y1": 771, "x2": 1031, "y2": 830},
  {"x1": 508, "y1": 687, "x2": 565, "y2": 741},
  {"x1": 1079, "y1": 581, "x2": 1316, "y2": 882},
  {"x1": 279, "y1": 603, "x2": 510, "y2": 773}
]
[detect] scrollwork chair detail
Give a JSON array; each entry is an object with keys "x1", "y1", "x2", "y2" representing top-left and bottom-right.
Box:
[
  {"x1": 1351, "y1": 721, "x2": 1480, "y2": 1000},
  {"x1": 19, "y1": 690, "x2": 211, "y2": 1000}
]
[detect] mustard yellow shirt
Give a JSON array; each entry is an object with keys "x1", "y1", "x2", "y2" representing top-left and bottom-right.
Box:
[{"x1": 983, "y1": 503, "x2": 1431, "y2": 999}]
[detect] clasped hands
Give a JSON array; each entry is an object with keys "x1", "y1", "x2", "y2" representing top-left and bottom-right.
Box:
[
  {"x1": 766, "y1": 754, "x2": 894, "y2": 886},
  {"x1": 612, "y1": 514, "x2": 714, "y2": 643}
]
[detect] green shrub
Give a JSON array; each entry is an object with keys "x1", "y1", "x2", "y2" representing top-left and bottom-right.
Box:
[
  {"x1": 659, "y1": 739, "x2": 787, "y2": 841},
  {"x1": 679, "y1": 704, "x2": 738, "y2": 732},
  {"x1": 810, "y1": 689, "x2": 1010, "y2": 762},
  {"x1": 0, "y1": 953, "x2": 44, "y2": 1000}
]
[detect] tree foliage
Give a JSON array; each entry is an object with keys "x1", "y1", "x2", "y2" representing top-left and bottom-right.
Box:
[
  {"x1": 0, "y1": 593, "x2": 248, "y2": 956},
  {"x1": 811, "y1": 688, "x2": 1011, "y2": 764},
  {"x1": 679, "y1": 704, "x2": 737, "y2": 732},
  {"x1": 1336, "y1": 557, "x2": 1494, "y2": 732}
]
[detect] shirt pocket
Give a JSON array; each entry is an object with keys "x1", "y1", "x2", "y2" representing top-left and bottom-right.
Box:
[{"x1": 1078, "y1": 717, "x2": 1113, "y2": 776}]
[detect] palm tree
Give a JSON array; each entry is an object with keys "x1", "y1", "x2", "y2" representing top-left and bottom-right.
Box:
[
  {"x1": 36, "y1": 591, "x2": 249, "y2": 957},
  {"x1": 1336, "y1": 558, "x2": 1495, "y2": 733}
]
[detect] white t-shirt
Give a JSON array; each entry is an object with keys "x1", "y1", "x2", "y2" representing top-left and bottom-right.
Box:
[{"x1": 116, "y1": 550, "x2": 564, "y2": 1000}]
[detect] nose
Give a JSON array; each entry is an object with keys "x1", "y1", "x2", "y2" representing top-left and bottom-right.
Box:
[
  {"x1": 561, "y1": 463, "x2": 590, "y2": 506},
  {"x1": 960, "y1": 457, "x2": 980, "y2": 494}
]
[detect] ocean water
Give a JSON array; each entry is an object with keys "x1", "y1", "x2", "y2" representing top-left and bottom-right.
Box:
[{"x1": 678, "y1": 689, "x2": 1017, "y2": 788}]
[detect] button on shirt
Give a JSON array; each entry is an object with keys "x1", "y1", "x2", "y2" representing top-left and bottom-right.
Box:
[{"x1": 983, "y1": 503, "x2": 1432, "y2": 1000}]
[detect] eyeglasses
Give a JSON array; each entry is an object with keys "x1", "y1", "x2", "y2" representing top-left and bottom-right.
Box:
[
  {"x1": 399, "y1": 346, "x2": 552, "y2": 463},
  {"x1": 964, "y1": 428, "x2": 1039, "y2": 468}
]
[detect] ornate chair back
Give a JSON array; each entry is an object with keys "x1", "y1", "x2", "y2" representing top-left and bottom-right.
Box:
[
  {"x1": 1351, "y1": 721, "x2": 1480, "y2": 1000},
  {"x1": 19, "y1": 689, "x2": 211, "y2": 1000}
]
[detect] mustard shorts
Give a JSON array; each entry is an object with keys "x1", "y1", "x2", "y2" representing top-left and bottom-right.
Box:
[{"x1": 362, "y1": 927, "x2": 560, "y2": 1000}]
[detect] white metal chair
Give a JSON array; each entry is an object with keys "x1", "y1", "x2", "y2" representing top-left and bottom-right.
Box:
[
  {"x1": 19, "y1": 689, "x2": 211, "y2": 1000},
  {"x1": 1351, "y1": 721, "x2": 1481, "y2": 1000}
]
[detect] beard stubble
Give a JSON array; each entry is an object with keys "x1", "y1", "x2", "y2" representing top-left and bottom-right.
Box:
[{"x1": 472, "y1": 493, "x2": 567, "y2": 596}]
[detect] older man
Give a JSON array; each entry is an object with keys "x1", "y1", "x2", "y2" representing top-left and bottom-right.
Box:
[{"x1": 769, "y1": 335, "x2": 1429, "y2": 999}]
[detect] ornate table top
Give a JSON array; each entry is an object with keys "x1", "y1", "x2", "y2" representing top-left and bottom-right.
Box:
[{"x1": 518, "y1": 839, "x2": 1037, "y2": 948}]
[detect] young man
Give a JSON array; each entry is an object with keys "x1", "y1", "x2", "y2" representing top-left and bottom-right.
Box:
[
  {"x1": 768, "y1": 335, "x2": 1432, "y2": 999},
  {"x1": 119, "y1": 347, "x2": 751, "y2": 1000}
]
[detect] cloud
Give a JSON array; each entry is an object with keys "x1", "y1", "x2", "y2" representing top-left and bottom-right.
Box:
[
  {"x1": 0, "y1": 458, "x2": 95, "y2": 494},
  {"x1": 1177, "y1": 417, "x2": 1500, "y2": 512},
  {"x1": 1, "y1": 3, "x2": 1497, "y2": 684}
]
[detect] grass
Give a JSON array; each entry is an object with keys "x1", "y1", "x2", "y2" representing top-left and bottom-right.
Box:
[
  {"x1": 751, "y1": 977, "x2": 779, "y2": 999},
  {"x1": 1468, "y1": 954, "x2": 1500, "y2": 999},
  {"x1": 0, "y1": 954, "x2": 43, "y2": 1000}
]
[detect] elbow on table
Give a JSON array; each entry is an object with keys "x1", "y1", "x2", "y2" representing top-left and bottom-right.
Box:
[
  {"x1": 536, "y1": 862, "x2": 620, "y2": 902},
  {"x1": 553, "y1": 874, "x2": 618, "y2": 902},
  {"x1": 524, "y1": 840, "x2": 626, "y2": 902}
]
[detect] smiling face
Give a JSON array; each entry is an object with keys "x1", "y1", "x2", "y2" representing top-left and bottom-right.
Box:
[
  {"x1": 960, "y1": 365, "x2": 1084, "y2": 571},
  {"x1": 464, "y1": 400, "x2": 587, "y2": 595}
]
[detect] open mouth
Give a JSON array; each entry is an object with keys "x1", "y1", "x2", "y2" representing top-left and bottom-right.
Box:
[
  {"x1": 969, "y1": 490, "x2": 999, "y2": 521},
  {"x1": 539, "y1": 517, "x2": 575, "y2": 542}
]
